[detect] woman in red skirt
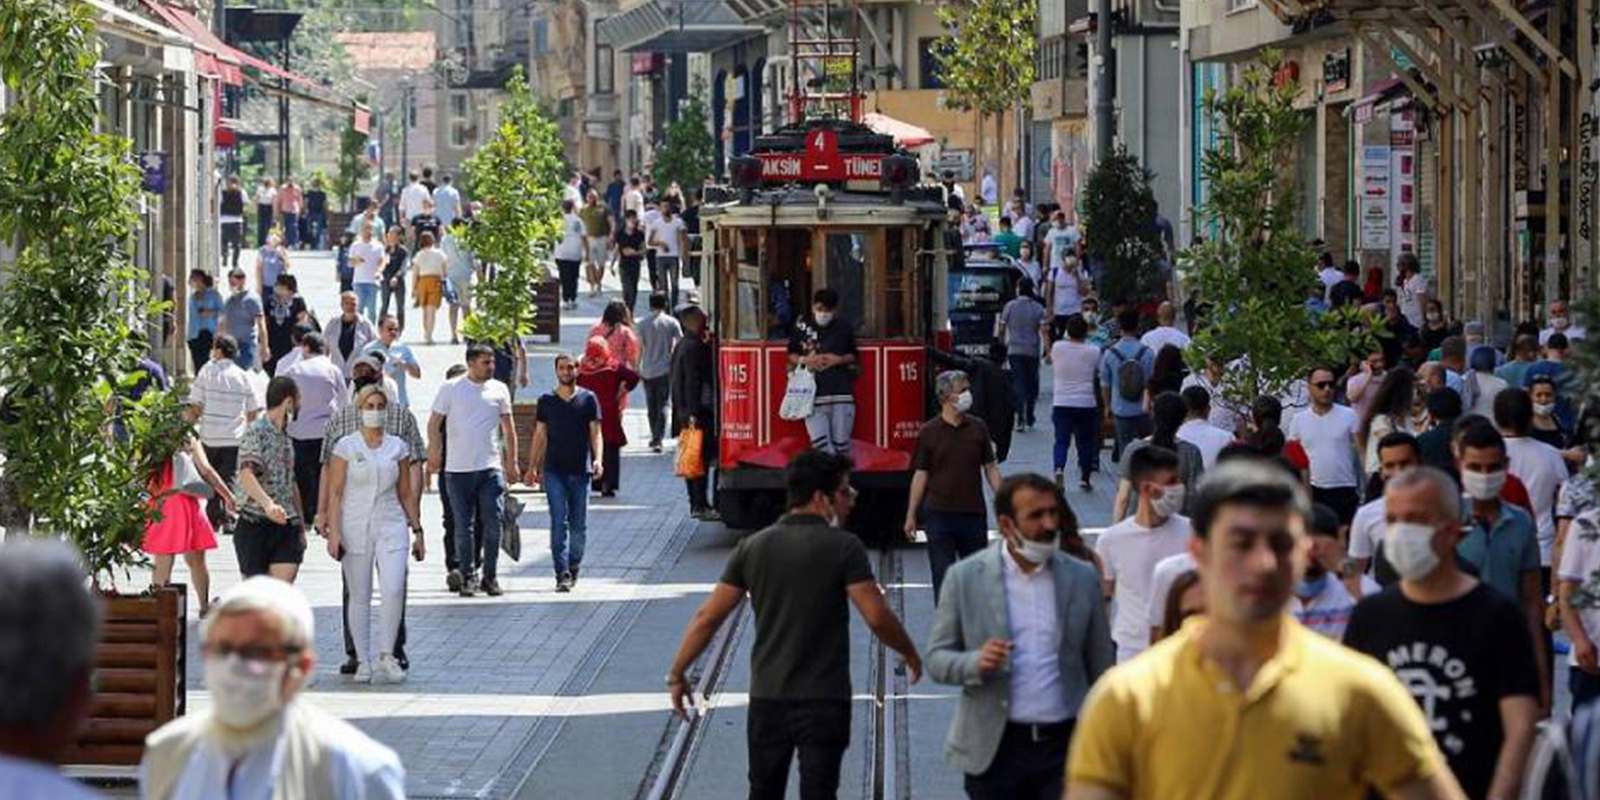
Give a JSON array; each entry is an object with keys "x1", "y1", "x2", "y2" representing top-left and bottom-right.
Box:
[
  {"x1": 576, "y1": 336, "x2": 639, "y2": 498},
  {"x1": 144, "y1": 434, "x2": 237, "y2": 616}
]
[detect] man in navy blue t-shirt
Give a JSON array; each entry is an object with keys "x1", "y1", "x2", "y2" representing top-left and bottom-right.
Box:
[{"x1": 524, "y1": 354, "x2": 603, "y2": 592}]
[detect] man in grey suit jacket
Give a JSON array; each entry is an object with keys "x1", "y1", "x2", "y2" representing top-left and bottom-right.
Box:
[{"x1": 927, "y1": 473, "x2": 1114, "y2": 800}]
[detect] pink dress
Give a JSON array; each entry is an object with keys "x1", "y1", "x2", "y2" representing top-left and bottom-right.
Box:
[
  {"x1": 587, "y1": 323, "x2": 640, "y2": 407},
  {"x1": 141, "y1": 460, "x2": 218, "y2": 555}
]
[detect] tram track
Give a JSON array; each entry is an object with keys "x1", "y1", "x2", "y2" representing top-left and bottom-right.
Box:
[{"x1": 638, "y1": 596, "x2": 749, "y2": 800}]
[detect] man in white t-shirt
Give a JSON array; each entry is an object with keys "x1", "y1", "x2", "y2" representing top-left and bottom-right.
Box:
[
  {"x1": 648, "y1": 202, "x2": 689, "y2": 307},
  {"x1": 1316, "y1": 252, "x2": 1343, "y2": 298},
  {"x1": 1180, "y1": 359, "x2": 1244, "y2": 434},
  {"x1": 1540, "y1": 298, "x2": 1589, "y2": 346},
  {"x1": 1397, "y1": 253, "x2": 1428, "y2": 329},
  {"x1": 1176, "y1": 386, "x2": 1233, "y2": 470},
  {"x1": 1558, "y1": 508, "x2": 1600, "y2": 705},
  {"x1": 1348, "y1": 431, "x2": 1421, "y2": 585},
  {"x1": 1094, "y1": 445, "x2": 1192, "y2": 662},
  {"x1": 427, "y1": 344, "x2": 517, "y2": 598},
  {"x1": 623, "y1": 177, "x2": 645, "y2": 216},
  {"x1": 1042, "y1": 212, "x2": 1078, "y2": 273},
  {"x1": 1287, "y1": 365, "x2": 1362, "y2": 526},
  {"x1": 1145, "y1": 550, "x2": 1198, "y2": 645},
  {"x1": 398, "y1": 171, "x2": 430, "y2": 225},
  {"x1": 1498, "y1": 388, "x2": 1570, "y2": 565},
  {"x1": 1139, "y1": 301, "x2": 1191, "y2": 354},
  {"x1": 1043, "y1": 254, "x2": 1087, "y2": 341}
]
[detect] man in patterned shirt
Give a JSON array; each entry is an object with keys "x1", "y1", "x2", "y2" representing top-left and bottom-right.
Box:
[
  {"x1": 316, "y1": 355, "x2": 426, "y2": 674},
  {"x1": 232, "y1": 376, "x2": 305, "y2": 582}
]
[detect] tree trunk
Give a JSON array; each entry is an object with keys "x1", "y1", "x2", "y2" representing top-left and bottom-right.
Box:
[{"x1": 0, "y1": 472, "x2": 30, "y2": 538}]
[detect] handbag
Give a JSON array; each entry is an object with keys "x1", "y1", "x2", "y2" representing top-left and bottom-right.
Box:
[
  {"x1": 172, "y1": 452, "x2": 213, "y2": 500},
  {"x1": 500, "y1": 494, "x2": 525, "y2": 561},
  {"x1": 778, "y1": 367, "x2": 816, "y2": 421},
  {"x1": 675, "y1": 424, "x2": 706, "y2": 479}
]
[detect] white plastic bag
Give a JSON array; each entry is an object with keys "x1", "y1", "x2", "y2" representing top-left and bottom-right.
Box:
[{"x1": 779, "y1": 367, "x2": 817, "y2": 420}]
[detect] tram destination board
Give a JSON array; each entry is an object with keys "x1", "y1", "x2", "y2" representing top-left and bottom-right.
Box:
[{"x1": 756, "y1": 129, "x2": 887, "y2": 183}]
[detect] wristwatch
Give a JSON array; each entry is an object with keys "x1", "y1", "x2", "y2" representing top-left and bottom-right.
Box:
[
  {"x1": 410, "y1": 524, "x2": 424, "y2": 536},
  {"x1": 665, "y1": 673, "x2": 686, "y2": 687}
]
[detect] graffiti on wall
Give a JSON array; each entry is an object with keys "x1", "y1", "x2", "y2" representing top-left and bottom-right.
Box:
[{"x1": 1051, "y1": 122, "x2": 1088, "y2": 223}]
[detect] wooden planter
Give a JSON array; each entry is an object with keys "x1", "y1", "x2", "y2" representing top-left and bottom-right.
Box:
[
  {"x1": 512, "y1": 402, "x2": 539, "y2": 457},
  {"x1": 531, "y1": 279, "x2": 561, "y2": 343},
  {"x1": 64, "y1": 586, "x2": 186, "y2": 766}
]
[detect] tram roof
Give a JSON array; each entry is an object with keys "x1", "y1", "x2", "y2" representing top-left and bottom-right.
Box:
[{"x1": 701, "y1": 186, "x2": 947, "y2": 227}]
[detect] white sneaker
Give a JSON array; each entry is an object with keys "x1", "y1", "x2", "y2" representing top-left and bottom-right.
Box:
[
  {"x1": 373, "y1": 653, "x2": 407, "y2": 684},
  {"x1": 350, "y1": 662, "x2": 370, "y2": 684}
]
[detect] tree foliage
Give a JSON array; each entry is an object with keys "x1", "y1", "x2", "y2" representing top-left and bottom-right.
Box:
[
  {"x1": 653, "y1": 83, "x2": 714, "y2": 194},
  {"x1": 334, "y1": 118, "x2": 371, "y2": 212},
  {"x1": 1081, "y1": 147, "x2": 1165, "y2": 307},
  {"x1": 1183, "y1": 52, "x2": 1378, "y2": 407},
  {"x1": 932, "y1": 0, "x2": 1037, "y2": 117},
  {"x1": 0, "y1": 1, "x2": 193, "y2": 585},
  {"x1": 460, "y1": 67, "x2": 564, "y2": 348}
]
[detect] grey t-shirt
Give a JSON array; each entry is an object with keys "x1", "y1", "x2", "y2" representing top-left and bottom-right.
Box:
[
  {"x1": 720, "y1": 514, "x2": 874, "y2": 700},
  {"x1": 637, "y1": 311, "x2": 683, "y2": 380},
  {"x1": 1000, "y1": 296, "x2": 1047, "y2": 358},
  {"x1": 222, "y1": 290, "x2": 263, "y2": 343}
]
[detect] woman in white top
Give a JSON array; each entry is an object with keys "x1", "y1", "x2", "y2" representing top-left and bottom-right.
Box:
[
  {"x1": 409, "y1": 231, "x2": 449, "y2": 345},
  {"x1": 1357, "y1": 366, "x2": 1416, "y2": 477},
  {"x1": 553, "y1": 198, "x2": 588, "y2": 310},
  {"x1": 324, "y1": 385, "x2": 424, "y2": 684},
  {"x1": 1048, "y1": 315, "x2": 1103, "y2": 490}
]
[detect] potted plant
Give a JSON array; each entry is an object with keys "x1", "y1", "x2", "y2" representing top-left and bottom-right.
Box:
[{"x1": 0, "y1": 0, "x2": 197, "y2": 766}]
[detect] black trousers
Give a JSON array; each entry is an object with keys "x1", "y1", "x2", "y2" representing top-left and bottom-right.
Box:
[
  {"x1": 188, "y1": 330, "x2": 214, "y2": 376},
  {"x1": 343, "y1": 571, "x2": 406, "y2": 662},
  {"x1": 747, "y1": 699, "x2": 851, "y2": 800},
  {"x1": 645, "y1": 250, "x2": 659, "y2": 291},
  {"x1": 643, "y1": 376, "x2": 670, "y2": 446},
  {"x1": 1311, "y1": 485, "x2": 1360, "y2": 528},
  {"x1": 256, "y1": 204, "x2": 273, "y2": 246},
  {"x1": 620, "y1": 260, "x2": 642, "y2": 312},
  {"x1": 556, "y1": 259, "x2": 581, "y2": 302},
  {"x1": 380, "y1": 275, "x2": 406, "y2": 330},
  {"x1": 963, "y1": 721, "x2": 1074, "y2": 800},
  {"x1": 201, "y1": 444, "x2": 238, "y2": 530},
  {"x1": 290, "y1": 437, "x2": 323, "y2": 526},
  {"x1": 592, "y1": 443, "x2": 621, "y2": 494},
  {"x1": 220, "y1": 222, "x2": 243, "y2": 268},
  {"x1": 439, "y1": 467, "x2": 485, "y2": 574}
]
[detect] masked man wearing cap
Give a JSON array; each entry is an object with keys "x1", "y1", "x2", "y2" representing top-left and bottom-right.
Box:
[
  {"x1": 139, "y1": 577, "x2": 404, "y2": 799},
  {"x1": 927, "y1": 473, "x2": 1112, "y2": 799},
  {"x1": 1343, "y1": 467, "x2": 1539, "y2": 800}
]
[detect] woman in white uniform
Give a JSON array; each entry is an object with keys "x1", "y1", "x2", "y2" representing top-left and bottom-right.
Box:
[{"x1": 324, "y1": 384, "x2": 424, "y2": 683}]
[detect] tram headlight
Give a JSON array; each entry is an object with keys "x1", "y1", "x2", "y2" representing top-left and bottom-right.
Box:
[{"x1": 879, "y1": 154, "x2": 919, "y2": 204}]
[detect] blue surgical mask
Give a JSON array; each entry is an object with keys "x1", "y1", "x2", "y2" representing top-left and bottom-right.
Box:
[{"x1": 1295, "y1": 571, "x2": 1330, "y2": 599}]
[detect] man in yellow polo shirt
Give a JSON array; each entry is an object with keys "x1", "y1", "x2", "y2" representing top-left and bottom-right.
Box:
[{"x1": 1065, "y1": 458, "x2": 1467, "y2": 800}]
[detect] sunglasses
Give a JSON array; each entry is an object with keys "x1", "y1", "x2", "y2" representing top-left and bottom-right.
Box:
[{"x1": 1312, "y1": 381, "x2": 1335, "y2": 390}]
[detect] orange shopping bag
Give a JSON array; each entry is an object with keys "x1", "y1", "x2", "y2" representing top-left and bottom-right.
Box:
[{"x1": 675, "y1": 424, "x2": 706, "y2": 479}]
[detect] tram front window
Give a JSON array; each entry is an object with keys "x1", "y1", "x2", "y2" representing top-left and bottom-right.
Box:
[{"x1": 823, "y1": 232, "x2": 869, "y2": 334}]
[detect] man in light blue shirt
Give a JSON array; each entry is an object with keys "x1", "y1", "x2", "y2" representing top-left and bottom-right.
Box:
[
  {"x1": 433, "y1": 173, "x2": 462, "y2": 228},
  {"x1": 1098, "y1": 307, "x2": 1154, "y2": 463},
  {"x1": 363, "y1": 315, "x2": 421, "y2": 407}
]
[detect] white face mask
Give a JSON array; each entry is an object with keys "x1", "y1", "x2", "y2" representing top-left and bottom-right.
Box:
[
  {"x1": 1552, "y1": 316, "x2": 1569, "y2": 330},
  {"x1": 814, "y1": 311, "x2": 834, "y2": 327},
  {"x1": 204, "y1": 653, "x2": 287, "y2": 729},
  {"x1": 1010, "y1": 530, "x2": 1060, "y2": 565},
  {"x1": 954, "y1": 390, "x2": 973, "y2": 412},
  {"x1": 1534, "y1": 402, "x2": 1556, "y2": 417},
  {"x1": 1149, "y1": 484, "x2": 1185, "y2": 520},
  {"x1": 1461, "y1": 469, "x2": 1507, "y2": 501},
  {"x1": 1384, "y1": 522, "x2": 1441, "y2": 581},
  {"x1": 360, "y1": 409, "x2": 385, "y2": 429}
]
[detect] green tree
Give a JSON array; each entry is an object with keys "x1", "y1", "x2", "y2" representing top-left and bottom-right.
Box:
[
  {"x1": 653, "y1": 84, "x2": 714, "y2": 193},
  {"x1": 333, "y1": 118, "x2": 371, "y2": 212},
  {"x1": 1080, "y1": 147, "x2": 1165, "y2": 307},
  {"x1": 460, "y1": 67, "x2": 565, "y2": 349},
  {"x1": 933, "y1": 0, "x2": 1036, "y2": 188},
  {"x1": 0, "y1": 1, "x2": 193, "y2": 584},
  {"x1": 1183, "y1": 52, "x2": 1377, "y2": 407}
]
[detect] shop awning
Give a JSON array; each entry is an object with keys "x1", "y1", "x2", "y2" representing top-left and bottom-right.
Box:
[
  {"x1": 142, "y1": 1, "x2": 326, "y2": 95},
  {"x1": 862, "y1": 113, "x2": 934, "y2": 148},
  {"x1": 597, "y1": 0, "x2": 763, "y2": 53}
]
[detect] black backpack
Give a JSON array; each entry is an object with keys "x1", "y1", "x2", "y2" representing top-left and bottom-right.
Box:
[{"x1": 1108, "y1": 344, "x2": 1150, "y2": 402}]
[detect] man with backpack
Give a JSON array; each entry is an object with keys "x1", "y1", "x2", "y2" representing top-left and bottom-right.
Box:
[{"x1": 1099, "y1": 308, "x2": 1154, "y2": 463}]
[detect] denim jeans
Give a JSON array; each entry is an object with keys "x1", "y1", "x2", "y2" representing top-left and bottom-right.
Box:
[
  {"x1": 380, "y1": 274, "x2": 406, "y2": 330},
  {"x1": 1008, "y1": 355, "x2": 1040, "y2": 426},
  {"x1": 1052, "y1": 405, "x2": 1099, "y2": 477},
  {"x1": 354, "y1": 282, "x2": 380, "y2": 324},
  {"x1": 923, "y1": 510, "x2": 988, "y2": 604},
  {"x1": 234, "y1": 339, "x2": 257, "y2": 372},
  {"x1": 544, "y1": 471, "x2": 589, "y2": 576},
  {"x1": 444, "y1": 469, "x2": 504, "y2": 580},
  {"x1": 282, "y1": 212, "x2": 300, "y2": 247},
  {"x1": 1110, "y1": 414, "x2": 1151, "y2": 463},
  {"x1": 656, "y1": 255, "x2": 681, "y2": 306},
  {"x1": 1573, "y1": 665, "x2": 1600, "y2": 707}
]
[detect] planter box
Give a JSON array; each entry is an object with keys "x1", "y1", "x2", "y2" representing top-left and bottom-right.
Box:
[
  {"x1": 530, "y1": 279, "x2": 561, "y2": 343},
  {"x1": 64, "y1": 586, "x2": 186, "y2": 766},
  {"x1": 513, "y1": 402, "x2": 539, "y2": 457}
]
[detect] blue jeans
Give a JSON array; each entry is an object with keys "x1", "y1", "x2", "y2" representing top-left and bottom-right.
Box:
[
  {"x1": 1573, "y1": 666, "x2": 1600, "y2": 708},
  {"x1": 445, "y1": 469, "x2": 505, "y2": 580},
  {"x1": 923, "y1": 510, "x2": 988, "y2": 605},
  {"x1": 282, "y1": 213, "x2": 299, "y2": 247},
  {"x1": 1008, "y1": 355, "x2": 1040, "y2": 426},
  {"x1": 1111, "y1": 414, "x2": 1151, "y2": 463},
  {"x1": 1053, "y1": 405, "x2": 1100, "y2": 477},
  {"x1": 234, "y1": 339, "x2": 257, "y2": 371},
  {"x1": 545, "y1": 471, "x2": 589, "y2": 576},
  {"x1": 354, "y1": 282, "x2": 380, "y2": 323}
]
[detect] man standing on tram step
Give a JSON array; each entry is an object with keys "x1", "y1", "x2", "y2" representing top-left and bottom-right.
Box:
[
  {"x1": 789, "y1": 288, "x2": 859, "y2": 457},
  {"x1": 1064, "y1": 459, "x2": 1468, "y2": 800},
  {"x1": 928, "y1": 473, "x2": 1114, "y2": 800},
  {"x1": 906, "y1": 370, "x2": 1003, "y2": 603},
  {"x1": 523, "y1": 353, "x2": 603, "y2": 594},
  {"x1": 1099, "y1": 307, "x2": 1154, "y2": 464},
  {"x1": 429, "y1": 344, "x2": 516, "y2": 598},
  {"x1": 279, "y1": 333, "x2": 346, "y2": 530},
  {"x1": 637, "y1": 292, "x2": 682, "y2": 452},
  {"x1": 668, "y1": 451, "x2": 923, "y2": 800}
]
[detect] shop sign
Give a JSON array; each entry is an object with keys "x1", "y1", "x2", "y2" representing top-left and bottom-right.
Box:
[
  {"x1": 1324, "y1": 49, "x2": 1350, "y2": 94},
  {"x1": 1362, "y1": 146, "x2": 1391, "y2": 198},
  {"x1": 1360, "y1": 196, "x2": 1391, "y2": 250},
  {"x1": 936, "y1": 149, "x2": 974, "y2": 181},
  {"x1": 1580, "y1": 111, "x2": 1597, "y2": 244}
]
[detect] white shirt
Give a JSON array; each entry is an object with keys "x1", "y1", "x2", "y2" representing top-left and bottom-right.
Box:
[
  {"x1": 432, "y1": 376, "x2": 512, "y2": 473},
  {"x1": 1558, "y1": 510, "x2": 1600, "y2": 666},
  {"x1": 980, "y1": 174, "x2": 998, "y2": 205},
  {"x1": 1095, "y1": 513, "x2": 1192, "y2": 661},
  {"x1": 1050, "y1": 340, "x2": 1100, "y2": 408},
  {"x1": 1318, "y1": 267, "x2": 1344, "y2": 294},
  {"x1": 332, "y1": 433, "x2": 411, "y2": 554},
  {"x1": 1293, "y1": 574, "x2": 1363, "y2": 639},
  {"x1": 410, "y1": 247, "x2": 447, "y2": 278},
  {"x1": 190, "y1": 358, "x2": 262, "y2": 446},
  {"x1": 1001, "y1": 550, "x2": 1070, "y2": 723},
  {"x1": 432, "y1": 184, "x2": 462, "y2": 225},
  {"x1": 563, "y1": 182, "x2": 583, "y2": 206},
  {"x1": 399, "y1": 181, "x2": 431, "y2": 220},
  {"x1": 1180, "y1": 372, "x2": 1244, "y2": 434},
  {"x1": 1399, "y1": 273, "x2": 1427, "y2": 328},
  {"x1": 350, "y1": 240, "x2": 385, "y2": 285},
  {"x1": 623, "y1": 188, "x2": 644, "y2": 214},
  {"x1": 0, "y1": 754, "x2": 105, "y2": 800},
  {"x1": 1012, "y1": 213, "x2": 1035, "y2": 242},
  {"x1": 1468, "y1": 371, "x2": 1509, "y2": 418},
  {"x1": 1177, "y1": 418, "x2": 1232, "y2": 470},
  {"x1": 254, "y1": 186, "x2": 276, "y2": 206},
  {"x1": 160, "y1": 707, "x2": 405, "y2": 800},
  {"x1": 1506, "y1": 435, "x2": 1570, "y2": 564},
  {"x1": 1349, "y1": 497, "x2": 1385, "y2": 562},
  {"x1": 1145, "y1": 551, "x2": 1198, "y2": 634},
  {"x1": 1540, "y1": 325, "x2": 1588, "y2": 346},
  {"x1": 553, "y1": 214, "x2": 586, "y2": 261},
  {"x1": 1287, "y1": 404, "x2": 1360, "y2": 489},
  {"x1": 1140, "y1": 326, "x2": 1191, "y2": 354},
  {"x1": 1047, "y1": 264, "x2": 1084, "y2": 317},
  {"x1": 654, "y1": 216, "x2": 688, "y2": 257},
  {"x1": 275, "y1": 347, "x2": 304, "y2": 375},
  {"x1": 641, "y1": 208, "x2": 663, "y2": 249},
  {"x1": 1043, "y1": 225, "x2": 1077, "y2": 271}
]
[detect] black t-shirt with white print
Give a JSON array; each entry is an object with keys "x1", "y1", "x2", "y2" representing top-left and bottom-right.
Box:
[{"x1": 1342, "y1": 583, "x2": 1539, "y2": 800}]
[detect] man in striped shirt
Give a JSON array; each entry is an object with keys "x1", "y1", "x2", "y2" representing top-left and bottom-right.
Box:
[{"x1": 187, "y1": 334, "x2": 261, "y2": 531}]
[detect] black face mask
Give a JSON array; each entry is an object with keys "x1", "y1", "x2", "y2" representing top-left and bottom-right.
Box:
[{"x1": 352, "y1": 375, "x2": 380, "y2": 393}]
